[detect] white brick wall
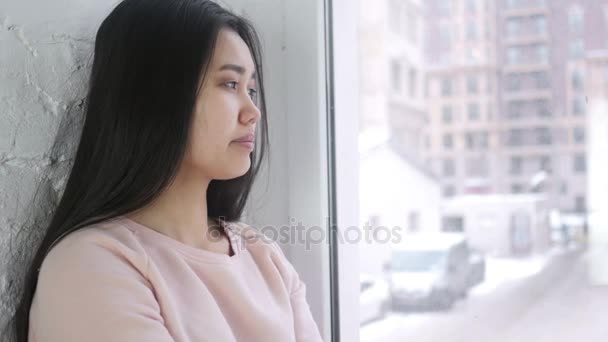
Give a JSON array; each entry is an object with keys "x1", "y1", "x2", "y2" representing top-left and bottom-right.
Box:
[{"x1": 0, "y1": 0, "x2": 118, "y2": 323}]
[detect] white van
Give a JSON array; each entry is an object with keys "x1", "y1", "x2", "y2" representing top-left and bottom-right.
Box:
[{"x1": 385, "y1": 233, "x2": 484, "y2": 310}]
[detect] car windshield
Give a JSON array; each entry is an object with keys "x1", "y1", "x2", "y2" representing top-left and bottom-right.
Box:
[{"x1": 391, "y1": 250, "x2": 447, "y2": 272}]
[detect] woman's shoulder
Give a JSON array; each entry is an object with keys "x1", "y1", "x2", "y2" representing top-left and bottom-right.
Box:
[
  {"x1": 227, "y1": 220, "x2": 294, "y2": 269},
  {"x1": 41, "y1": 217, "x2": 150, "y2": 279}
]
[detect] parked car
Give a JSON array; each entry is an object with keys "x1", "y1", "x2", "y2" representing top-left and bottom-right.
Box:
[
  {"x1": 385, "y1": 233, "x2": 484, "y2": 311},
  {"x1": 359, "y1": 273, "x2": 390, "y2": 325}
]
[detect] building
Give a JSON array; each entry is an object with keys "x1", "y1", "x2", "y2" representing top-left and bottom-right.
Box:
[{"x1": 423, "y1": 0, "x2": 608, "y2": 218}]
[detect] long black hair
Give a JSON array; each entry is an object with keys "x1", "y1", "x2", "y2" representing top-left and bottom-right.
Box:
[{"x1": 1, "y1": 0, "x2": 268, "y2": 340}]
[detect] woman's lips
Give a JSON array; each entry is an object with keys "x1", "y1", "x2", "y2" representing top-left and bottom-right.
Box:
[{"x1": 232, "y1": 140, "x2": 254, "y2": 151}]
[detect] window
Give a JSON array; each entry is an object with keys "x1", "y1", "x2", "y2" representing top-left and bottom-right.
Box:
[
  {"x1": 569, "y1": 5, "x2": 584, "y2": 35},
  {"x1": 467, "y1": 75, "x2": 478, "y2": 94},
  {"x1": 466, "y1": 157, "x2": 489, "y2": 177},
  {"x1": 443, "y1": 133, "x2": 454, "y2": 148},
  {"x1": 506, "y1": 18, "x2": 521, "y2": 37},
  {"x1": 561, "y1": 182, "x2": 568, "y2": 195},
  {"x1": 507, "y1": 47, "x2": 521, "y2": 65},
  {"x1": 511, "y1": 183, "x2": 524, "y2": 193},
  {"x1": 536, "y1": 44, "x2": 548, "y2": 63},
  {"x1": 505, "y1": 73, "x2": 521, "y2": 92},
  {"x1": 507, "y1": 101, "x2": 523, "y2": 119},
  {"x1": 442, "y1": 106, "x2": 453, "y2": 123},
  {"x1": 510, "y1": 156, "x2": 523, "y2": 175},
  {"x1": 409, "y1": 68, "x2": 417, "y2": 97},
  {"x1": 533, "y1": 15, "x2": 547, "y2": 35},
  {"x1": 390, "y1": 59, "x2": 402, "y2": 92},
  {"x1": 572, "y1": 70, "x2": 584, "y2": 91},
  {"x1": 575, "y1": 196, "x2": 586, "y2": 212},
  {"x1": 466, "y1": 20, "x2": 477, "y2": 41},
  {"x1": 468, "y1": 103, "x2": 480, "y2": 121},
  {"x1": 466, "y1": 0, "x2": 476, "y2": 13},
  {"x1": 536, "y1": 127, "x2": 552, "y2": 145},
  {"x1": 443, "y1": 185, "x2": 455, "y2": 197},
  {"x1": 507, "y1": 129, "x2": 524, "y2": 146},
  {"x1": 539, "y1": 155, "x2": 551, "y2": 172},
  {"x1": 443, "y1": 158, "x2": 455, "y2": 176},
  {"x1": 574, "y1": 153, "x2": 586, "y2": 172},
  {"x1": 537, "y1": 99, "x2": 551, "y2": 117},
  {"x1": 442, "y1": 216, "x2": 464, "y2": 232},
  {"x1": 572, "y1": 98, "x2": 585, "y2": 116},
  {"x1": 441, "y1": 77, "x2": 452, "y2": 96},
  {"x1": 533, "y1": 71, "x2": 550, "y2": 89},
  {"x1": 569, "y1": 40, "x2": 584, "y2": 59},
  {"x1": 573, "y1": 126, "x2": 585, "y2": 143}
]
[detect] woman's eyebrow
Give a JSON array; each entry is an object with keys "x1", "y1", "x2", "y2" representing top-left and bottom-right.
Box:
[{"x1": 217, "y1": 63, "x2": 256, "y2": 79}]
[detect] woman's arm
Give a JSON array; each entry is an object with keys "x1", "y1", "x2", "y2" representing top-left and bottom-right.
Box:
[
  {"x1": 29, "y1": 233, "x2": 174, "y2": 342},
  {"x1": 269, "y1": 241, "x2": 324, "y2": 342}
]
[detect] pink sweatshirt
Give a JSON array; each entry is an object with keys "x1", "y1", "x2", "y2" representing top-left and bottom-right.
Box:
[{"x1": 28, "y1": 216, "x2": 324, "y2": 342}]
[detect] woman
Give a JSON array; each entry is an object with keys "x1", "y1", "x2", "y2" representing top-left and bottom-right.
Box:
[{"x1": 3, "y1": 0, "x2": 323, "y2": 341}]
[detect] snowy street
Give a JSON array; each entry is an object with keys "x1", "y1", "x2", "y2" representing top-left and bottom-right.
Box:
[{"x1": 361, "y1": 246, "x2": 608, "y2": 342}]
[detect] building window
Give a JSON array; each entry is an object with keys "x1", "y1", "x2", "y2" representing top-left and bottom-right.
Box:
[
  {"x1": 442, "y1": 106, "x2": 453, "y2": 123},
  {"x1": 572, "y1": 70, "x2": 584, "y2": 91},
  {"x1": 466, "y1": 157, "x2": 488, "y2": 177},
  {"x1": 575, "y1": 196, "x2": 586, "y2": 212},
  {"x1": 507, "y1": 101, "x2": 523, "y2": 119},
  {"x1": 468, "y1": 103, "x2": 480, "y2": 121},
  {"x1": 536, "y1": 99, "x2": 551, "y2": 117},
  {"x1": 466, "y1": 131, "x2": 488, "y2": 150},
  {"x1": 533, "y1": 15, "x2": 547, "y2": 35},
  {"x1": 506, "y1": 18, "x2": 521, "y2": 37},
  {"x1": 466, "y1": 20, "x2": 478, "y2": 41},
  {"x1": 511, "y1": 183, "x2": 524, "y2": 193},
  {"x1": 443, "y1": 133, "x2": 454, "y2": 149},
  {"x1": 533, "y1": 71, "x2": 550, "y2": 89},
  {"x1": 569, "y1": 40, "x2": 584, "y2": 59},
  {"x1": 390, "y1": 59, "x2": 402, "y2": 93},
  {"x1": 572, "y1": 98, "x2": 585, "y2": 115},
  {"x1": 536, "y1": 127, "x2": 552, "y2": 145},
  {"x1": 409, "y1": 68, "x2": 417, "y2": 97},
  {"x1": 443, "y1": 158, "x2": 455, "y2": 176},
  {"x1": 574, "y1": 153, "x2": 586, "y2": 172},
  {"x1": 507, "y1": 129, "x2": 524, "y2": 146},
  {"x1": 573, "y1": 126, "x2": 585, "y2": 143},
  {"x1": 560, "y1": 182, "x2": 568, "y2": 195},
  {"x1": 438, "y1": 0, "x2": 452, "y2": 16},
  {"x1": 568, "y1": 5, "x2": 584, "y2": 35},
  {"x1": 466, "y1": 0, "x2": 476, "y2": 13},
  {"x1": 507, "y1": 47, "x2": 521, "y2": 65},
  {"x1": 443, "y1": 185, "x2": 455, "y2": 197},
  {"x1": 510, "y1": 156, "x2": 523, "y2": 175},
  {"x1": 467, "y1": 75, "x2": 478, "y2": 94},
  {"x1": 536, "y1": 44, "x2": 548, "y2": 63},
  {"x1": 443, "y1": 216, "x2": 464, "y2": 232},
  {"x1": 441, "y1": 77, "x2": 452, "y2": 96},
  {"x1": 439, "y1": 24, "x2": 452, "y2": 49},
  {"x1": 539, "y1": 155, "x2": 552, "y2": 172},
  {"x1": 505, "y1": 74, "x2": 521, "y2": 92}
]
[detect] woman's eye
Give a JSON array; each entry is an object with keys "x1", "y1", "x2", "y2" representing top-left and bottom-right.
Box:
[
  {"x1": 225, "y1": 81, "x2": 238, "y2": 89},
  {"x1": 248, "y1": 88, "x2": 258, "y2": 100}
]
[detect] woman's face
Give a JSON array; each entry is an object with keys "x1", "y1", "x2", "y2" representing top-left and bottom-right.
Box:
[{"x1": 184, "y1": 28, "x2": 261, "y2": 181}]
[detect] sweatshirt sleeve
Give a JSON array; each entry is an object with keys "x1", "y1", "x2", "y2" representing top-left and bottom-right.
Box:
[
  {"x1": 269, "y1": 241, "x2": 324, "y2": 342},
  {"x1": 29, "y1": 231, "x2": 174, "y2": 342}
]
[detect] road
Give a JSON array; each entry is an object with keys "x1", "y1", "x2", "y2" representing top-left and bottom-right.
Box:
[{"x1": 361, "y1": 247, "x2": 608, "y2": 342}]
